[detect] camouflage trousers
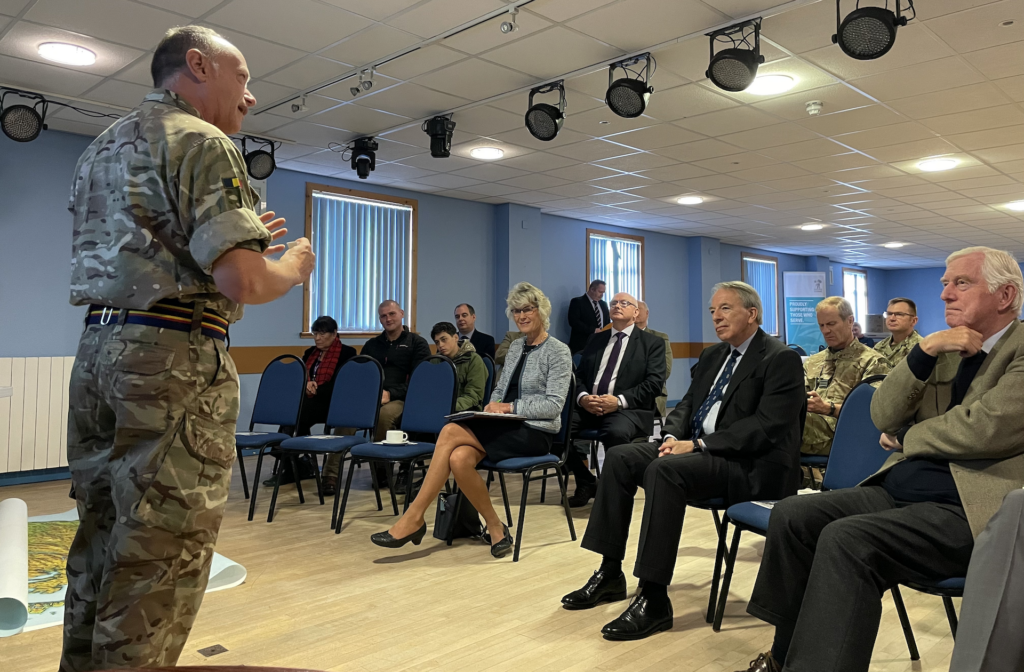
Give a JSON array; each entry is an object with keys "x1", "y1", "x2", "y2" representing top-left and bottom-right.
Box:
[
  {"x1": 61, "y1": 318, "x2": 239, "y2": 672},
  {"x1": 799, "y1": 412, "x2": 835, "y2": 456}
]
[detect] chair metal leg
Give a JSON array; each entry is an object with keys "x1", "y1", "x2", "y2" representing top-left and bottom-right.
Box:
[
  {"x1": 403, "y1": 460, "x2": 415, "y2": 513},
  {"x1": 590, "y1": 441, "x2": 601, "y2": 478},
  {"x1": 247, "y1": 449, "x2": 268, "y2": 521},
  {"x1": 890, "y1": 586, "x2": 919, "y2": 660},
  {"x1": 330, "y1": 455, "x2": 347, "y2": 529},
  {"x1": 555, "y1": 467, "x2": 576, "y2": 541},
  {"x1": 498, "y1": 473, "x2": 513, "y2": 527},
  {"x1": 236, "y1": 446, "x2": 250, "y2": 499},
  {"x1": 540, "y1": 468, "x2": 547, "y2": 503},
  {"x1": 290, "y1": 455, "x2": 305, "y2": 505},
  {"x1": 311, "y1": 453, "x2": 325, "y2": 505},
  {"x1": 335, "y1": 457, "x2": 357, "y2": 534},
  {"x1": 268, "y1": 457, "x2": 284, "y2": 523},
  {"x1": 706, "y1": 510, "x2": 728, "y2": 624},
  {"x1": 513, "y1": 472, "x2": 531, "y2": 562},
  {"x1": 713, "y1": 525, "x2": 743, "y2": 631},
  {"x1": 368, "y1": 460, "x2": 383, "y2": 511},
  {"x1": 385, "y1": 462, "x2": 399, "y2": 515},
  {"x1": 942, "y1": 596, "x2": 958, "y2": 639}
]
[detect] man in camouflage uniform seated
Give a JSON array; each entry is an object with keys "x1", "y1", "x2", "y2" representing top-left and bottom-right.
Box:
[
  {"x1": 801, "y1": 298, "x2": 890, "y2": 467},
  {"x1": 62, "y1": 26, "x2": 314, "y2": 671},
  {"x1": 874, "y1": 297, "x2": 923, "y2": 366}
]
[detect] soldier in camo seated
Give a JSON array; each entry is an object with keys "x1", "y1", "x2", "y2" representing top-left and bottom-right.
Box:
[
  {"x1": 874, "y1": 297, "x2": 923, "y2": 366},
  {"x1": 62, "y1": 26, "x2": 314, "y2": 671}
]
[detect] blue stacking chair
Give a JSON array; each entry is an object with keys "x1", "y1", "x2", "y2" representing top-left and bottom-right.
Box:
[
  {"x1": 571, "y1": 352, "x2": 582, "y2": 369},
  {"x1": 249, "y1": 356, "x2": 384, "y2": 525},
  {"x1": 481, "y1": 353, "x2": 495, "y2": 400},
  {"x1": 234, "y1": 355, "x2": 307, "y2": 500},
  {"x1": 711, "y1": 376, "x2": 887, "y2": 631},
  {"x1": 787, "y1": 343, "x2": 808, "y2": 356},
  {"x1": 480, "y1": 374, "x2": 577, "y2": 562},
  {"x1": 895, "y1": 577, "x2": 964, "y2": 660},
  {"x1": 334, "y1": 355, "x2": 457, "y2": 533}
]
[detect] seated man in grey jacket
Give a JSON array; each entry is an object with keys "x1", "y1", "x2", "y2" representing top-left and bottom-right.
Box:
[{"x1": 737, "y1": 246, "x2": 1024, "y2": 672}]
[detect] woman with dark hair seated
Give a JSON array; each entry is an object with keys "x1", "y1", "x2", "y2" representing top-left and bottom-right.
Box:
[
  {"x1": 370, "y1": 282, "x2": 572, "y2": 558},
  {"x1": 269, "y1": 315, "x2": 355, "y2": 493}
]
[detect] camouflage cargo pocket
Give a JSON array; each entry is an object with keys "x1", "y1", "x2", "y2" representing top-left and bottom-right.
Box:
[
  {"x1": 109, "y1": 341, "x2": 176, "y2": 432},
  {"x1": 183, "y1": 410, "x2": 236, "y2": 470},
  {"x1": 132, "y1": 439, "x2": 229, "y2": 537}
]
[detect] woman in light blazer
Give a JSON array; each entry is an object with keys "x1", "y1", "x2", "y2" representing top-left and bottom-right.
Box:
[{"x1": 371, "y1": 282, "x2": 572, "y2": 558}]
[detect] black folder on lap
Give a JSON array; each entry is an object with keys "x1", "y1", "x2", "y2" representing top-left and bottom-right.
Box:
[{"x1": 445, "y1": 411, "x2": 527, "y2": 421}]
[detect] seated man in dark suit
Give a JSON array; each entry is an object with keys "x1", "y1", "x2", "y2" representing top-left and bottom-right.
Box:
[
  {"x1": 567, "y1": 279, "x2": 610, "y2": 354},
  {"x1": 454, "y1": 303, "x2": 495, "y2": 357},
  {"x1": 561, "y1": 281, "x2": 805, "y2": 641},
  {"x1": 565, "y1": 292, "x2": 666, "y2": 507},
  {"x1": 738, "y1": 246, "x2": 1024, "y2": 672}
]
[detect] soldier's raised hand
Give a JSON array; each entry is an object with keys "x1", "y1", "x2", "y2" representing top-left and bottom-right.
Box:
[
  {"x1": 282, "y1": 236, "x2": 315, "y2": 283},
  {"x1": 259, "y1": 210, "x2": 288, "y2": 255}
]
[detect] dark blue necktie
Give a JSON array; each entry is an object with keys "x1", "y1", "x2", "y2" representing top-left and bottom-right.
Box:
[
  {"x1": 596, "y1": 332, "x2": 626, "y2": 395},
  {"x1": 691, "y1": 349, "x2": 740, "y2": 439}
]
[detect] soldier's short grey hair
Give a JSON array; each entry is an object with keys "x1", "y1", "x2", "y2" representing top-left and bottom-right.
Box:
[
  {"x1": 817, "y1": 296, "x2": 854, "y2": 321},
  {"x1": 506, "y1": 282, "x2": 552, "y2": 330},
  {"x1": 152, "y1": 26, "x2": 234, "y2": 88},
  {"x1": 710, "y1": 281, "x2": 763, "y2": 326},
  {"x1": 947, "y1": 246, "x2": 1024, "y2": 314},
  {"x1": 638, "y1": 300, "x2": 649, "y2": 310}
]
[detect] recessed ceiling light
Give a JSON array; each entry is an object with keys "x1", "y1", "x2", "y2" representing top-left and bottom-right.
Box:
[
  {"x1": 883, "y1": 242, "x2": 906, "y2": 249},
  {"x1": 745, "y1": 74, "x2": 796, "y2": 95},
  {"x1": 470, "y1": 147, "x2": 503, "y2": 160},
  {"x1": 1006, "y1": 200, "x2": 1024, "y2": 212},
  {"x1": 676, "y1": 196, "x2": 704, "y2": 205},
  {"x1": 800, "y1": 223, "x2": 824, "y2": 231},
  {"x1": 917, "y1": 157, "x2": 959, "y2": 172},
  {"x1": 38, "y1": 42, "x2": 96, "y2": 66}
]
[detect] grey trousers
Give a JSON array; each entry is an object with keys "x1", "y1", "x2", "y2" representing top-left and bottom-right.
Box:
[{"x1": 950, "y1": 488, "x2": 1024, "y2": 672}]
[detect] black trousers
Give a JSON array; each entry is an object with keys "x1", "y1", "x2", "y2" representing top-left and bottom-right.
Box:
[
  {"x1": 566, "y1": 409, "x2": 647, "y2": 486},
  {"x1": 581, "y1": 442, "x2": 739, "y2": 585},
  {"x1": 747, "y1": 487, "x2": 974, "y2": 672}
]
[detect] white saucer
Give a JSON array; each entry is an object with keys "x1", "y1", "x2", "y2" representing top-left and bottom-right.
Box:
[{"x1": 381, "y1": 440, "x2": 411, "y2": 445}]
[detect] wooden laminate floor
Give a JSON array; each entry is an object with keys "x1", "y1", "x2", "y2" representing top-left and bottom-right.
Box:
[{"x1": 2, "y1": 460, "x2": 957, "y2": 672}]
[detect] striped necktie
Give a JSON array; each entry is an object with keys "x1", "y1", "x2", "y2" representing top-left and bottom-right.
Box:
[
  {"x1": 691, "y1": 349, "x2": 740, "y2": 439},
  {"x1": 593, "y1": 299, "x2": 602, "y2": 327}
]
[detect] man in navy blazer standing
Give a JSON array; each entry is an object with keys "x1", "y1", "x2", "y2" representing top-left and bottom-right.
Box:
[{"x1": 568, "y1": 280, "x2": 611, "y2": 354}]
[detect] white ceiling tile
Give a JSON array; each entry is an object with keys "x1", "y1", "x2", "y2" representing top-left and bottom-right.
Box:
[
  {"x1": 387, "y1": 0, "x2": 505, "y2": 39},
  {"x1": 654, "y1": 138, "x2": 746, "y2": 162},
  {"x1": 964, "y1": 40, "x2": 1024, "y2": 80},
  {"x1": 320, "y1": 0, "x2": 423, "y2": 22},
  {"x1": 263, "y1": 56, "x2": 352, "y2": 90},
  {"x1": 414, "y1": 173, "x2": 483, "y2": 189},
  {"x1": 888, "y1": 82, "x2": 1014, "y2": 120},
  {"x1": 443, "y1": 10, "x2": 553, "y2": 56},
  {"x1": 760, "y1": 0, "x2": 837, "y2": 54},
  {"x1": 245, "y1": 81, "x2": 298, "y2": 110},
  {"x1": 25, "y1": 0, "x2": 182, "y2": 50},
  {"x1": 136, "y1": 0, "x2": 222, "y2": 15},
  {"x1": 315, "y1": 71, "x2": 402, "y2": 102},
  {"x1": 975, "y1": 143, "x2": 1024, "y2": 164},
  {"x1": 42, "y1": 115, "x2": 110, "y2": 137},
  {"x1": 718, "y1": 122, "x2": 819, "y2": 151},
  {"x1": 272, "y1": 121, "x2": 352, "y2": 148},
  {"x1": 353, "y1": 83, "x2": 469, "y2": 120},
  {"x1": 81, "y1": 79, "x2": 152, "y2": 108},
  {"x1": 567, "y1": 106, "x2": 656, "y2": 137},
  {"x1": 993, "y1": 75, "x2": 1024, "y2": 102},
  {"x1": 692, "y1": 152, "x2": 779, "y2": 173},
  {"x1": 308, "y1": 103, "x2": 411, "y2": 135},
  {"x1": 601, "y1": 124, "x2": 704, "y2": 150},
  {"x1": 499, "y1": 173, "x2": 573, "y2": 190},
  {"x1": 567, "y1": 0, "x2": 724, "y2": 52},
  {"x1": 541, "y1": 182, "x2": 611, "y2": 198},
  {"x1": 802, "y1": 25, "x2": 956, "y2": 81},
  {"x1": 593, "y1": 152, "x2": 678, "y2": 172},
  {"x1": 448, "y1": 105, "x2": 524, "y2": 135},
  {"x1": 853, "y1": 57, "x2": 986, "y2": 101},
  {"x1": 798, "y1": 105, "x2": 906, "y2": 137},
  {"x1": 376, "y1": 44, "x2": 466, "y2": 81},
  {"x1": 546, "y1": 139, "x2": 637, "y2": 162},
  {"x1": 208, "y1": 0, "x2": 372, "y2": 52},
  {"x1": 0, "y1": 0, "x2": 32, "y2": 15},
  {"x1": 793, "y1": 153, "x2": 881, "y2": 174},
  {"x1": 479, "y1": 26, "x2": 621, "y2": 80},
  {"x1": 869, "y1": 138, "x2": 963, "y2": 164},
  {"x1": 450, "y1": 163, "x2": 529, "y2": 182},
  {"x1": 0, "y1": 21, "x2": 145, "y2": 77},
  {"x1": 399, "y1": 153, "x2": 477, "y2": 172},
  {"x1": 751, "y1": 83, "x2": 874, "y2": 121},
  {"x1": 588, "y1": 173, "x2": 656, "y2": 190},
  {"x1": 319, "y1": 25, "x2": 420, "y2": 67},
  {"x1": 263, "y1": 94, "x2": 345, "y2": 124},
  {"x1": 643, "y1": 83, "x2": 740, "y2": 122},
  {"x1": 674, "y1": 106, "x2": 782, "y2": 136},
  {"x1": 527, "y1": 0, "x2": 618, "y2": 22},
  {"x1": 413, "y1": 58, "x2": 535, "y2": 100},
  {"x1": 635, "y1": 163, "x2": 717, "y2": 182},
  {"x1": 457, "y1": 181, "x2": 527, "y2": 197},
  {"x1": 0, "y1": 53, "x2": 103, "y2": 95},
  {"x1": 544, "y1": 163, "x2": 622, "y2": 182},
  {"x1": 921, "y1": 105, "x2": 1024, "y2": 136},
  {"x1": 201, "y1": 27, "x2": 309, "y2": 81},
  {"x1": 490, "y1": 126, "x2": 594, "y2": 151},
  {"x1": 834, "y1": 122, "x2": 935, "y2": 151},
  {"x1": 926, "y1": 0, "x2": 1024, "y2": 54}
]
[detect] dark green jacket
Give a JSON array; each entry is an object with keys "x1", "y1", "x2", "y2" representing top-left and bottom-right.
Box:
[{"x1": 451, "y1": 339, "x2": 488, "y2": 412}]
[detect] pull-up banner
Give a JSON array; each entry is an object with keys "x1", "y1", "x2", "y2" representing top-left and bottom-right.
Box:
[{"x1": 783, "y1": 272, "x2": 826, "y2": 354}]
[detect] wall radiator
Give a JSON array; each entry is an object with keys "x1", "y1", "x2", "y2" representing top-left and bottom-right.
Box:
[{"x1": 0, "y1": 357, "x2": 74, "y2": 474}]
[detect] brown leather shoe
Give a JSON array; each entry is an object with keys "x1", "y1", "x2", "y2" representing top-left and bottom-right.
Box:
[{"x1": 735, "y1": 651, "x2": 781, "y2": 672}]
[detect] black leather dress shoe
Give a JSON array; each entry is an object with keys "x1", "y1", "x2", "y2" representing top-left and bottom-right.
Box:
[
  {"x1": 561, "y1": 570, "x2": 628, "y2": 610},
  {"x1": 490, "y1": 524, "x2": 514, "y2": 558},
  {"x1": 735, "y1": 651, "x2": 781, "y2": 672},
  {"x1": 370, "y1": 522, "x2": 426, "y2": 548},
  {"x1": 567, "y1": 481, "x2": 598, "y2": 508},
  {"x1": 600, "y1": 594, "x2": 673, "y2": 640}
]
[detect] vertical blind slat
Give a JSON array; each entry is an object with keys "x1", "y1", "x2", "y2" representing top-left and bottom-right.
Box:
[
  {"x1": 589, "y1": 235, "x2": 642, "y2": 302},
  {"x1": 744, "y1": 258, "x2": 778, "y2": 335}
]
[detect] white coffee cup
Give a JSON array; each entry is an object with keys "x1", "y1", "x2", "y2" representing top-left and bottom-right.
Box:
[{"x1": 385, "y1": 430, "x2": 408, "y2": 444}]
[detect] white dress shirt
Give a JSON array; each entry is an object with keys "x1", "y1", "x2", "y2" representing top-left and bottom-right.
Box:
[
  {"x1": 460, "y1": 329, "x2": 475, "y2": 341},
  {"x1": 982, "y1": 322, "x2": 1012, "y2": 354},
  {"x1": 665, "y1": 330, "x2": 757, "y2": 446},
  {"x1": 579, "y1": 323, "x2": 634, "y2": 409}
]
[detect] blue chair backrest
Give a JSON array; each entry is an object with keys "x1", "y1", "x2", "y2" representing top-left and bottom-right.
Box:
[
  {"x1": 822, "y1": 376, "x2": 889, "y2": 490},
  {"x1": 482, "y1": 354, "x2": 495, "y2": 400},
  {"x1": 788, "y1": 343, "x2": 807, "y2": 356},
  {"x1": 324, "y1": 356, "x2": 383, "y2": 432},
  {"x1": 250, "y1": 355, "x2": 306, "y2": 429},
  {"x1": 571, "y1": 352, "x2": 582, "y2": 369},
  {"x1": 401, "y1": 355, "x2": 457, "y2": 435},
  {"x1": 554, "y1": 373, "x2": 578, "y2": 459}
]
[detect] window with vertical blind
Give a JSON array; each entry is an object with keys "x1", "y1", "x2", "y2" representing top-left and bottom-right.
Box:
[
  {"x1": 303, "y1": 184, "x2": 417, "y2": 335},
  {"x1": 843, "y1": 268, "x2": 868, "y2": 325},
  {"x1": 587, "y1": 229, "x2": 644, "y2": 301},
  {"x1": 741, "y1": 252, "x2": 779, "y2": 336}
]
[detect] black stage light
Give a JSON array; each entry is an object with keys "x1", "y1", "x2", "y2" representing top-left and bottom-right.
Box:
[
  {"x1": 241, "y1": 137, "x2": 276, "y2": 180},
  {"x1": 0, "y1": 89, "x2": 48, "y2": 142},
  {"x1": 350, "y1": 136, "x2": 378, "y2": 179},
  {"x1": 423, "y1": 115, "x2": 456, "y2": 158},
  {"x1": 833, "y1": 1, "x2": 915, "y2": 60},
  {"x1": 606, "y1": 53, "x2": 654, "y2": 118},
  {"x1": 706, "y1": 19, "x2": 764, "y2": 92},
  {"x1": 524, "y1": 80, "x2": 565, "y2": 142}
]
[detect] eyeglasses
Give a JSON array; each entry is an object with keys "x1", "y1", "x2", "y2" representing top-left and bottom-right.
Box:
[
  {"x1": 511, "y1": 306, "x2": 536, "y2": 316},
  {"x1": 883, "y1": 311, "x2": 914, "y2": 319},
  {"x1": 608, "y1": 300, "x2": 636, "y2": 308}
]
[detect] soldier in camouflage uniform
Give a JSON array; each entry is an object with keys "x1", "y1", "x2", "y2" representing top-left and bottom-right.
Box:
[
  {"x1": 801, "y1": 297, "x2": 890, "y2": 457},
  {"x1": 62, "y1": 26, "x2": 314, "y2": 672},
  {"x1": 873, "y1": 297, "x2": 923, "y2": 366}
]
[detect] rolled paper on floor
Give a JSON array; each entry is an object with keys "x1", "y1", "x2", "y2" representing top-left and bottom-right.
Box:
[{"x1": 0, "y1": 498, "x2": 29, "y2": 637}]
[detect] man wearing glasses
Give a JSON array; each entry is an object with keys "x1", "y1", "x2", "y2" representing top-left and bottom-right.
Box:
[
  {"x1": 564, "y1": 292, "x2": 666, "y2": 507},
  {"x1": 874, "y1": 297, "x2": 923, "y2": 366}
]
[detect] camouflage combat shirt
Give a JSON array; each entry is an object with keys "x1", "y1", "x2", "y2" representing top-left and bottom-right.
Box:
[
  {"x1": 69, "y1": 90, "x2": 272, "y2": 323},
  {"x1": 801, "y1": 339, "x2": 891, "y2": 453},
  {"x1": 874, "y1": 330, "x2": 923, "y2": 366}
]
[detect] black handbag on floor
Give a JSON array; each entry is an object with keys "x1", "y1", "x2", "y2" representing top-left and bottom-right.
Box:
[{"x1": 433, "y1": 491, "x2": 483, "y2": 541}]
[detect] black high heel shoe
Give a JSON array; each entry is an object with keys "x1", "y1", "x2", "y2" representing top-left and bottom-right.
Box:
[
  {"x1": 490, "y1": 524, "x2": 514, "y2": 559},
  {"x1": 370, "y1": 522, "x2": 427, "y2": 548}
]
